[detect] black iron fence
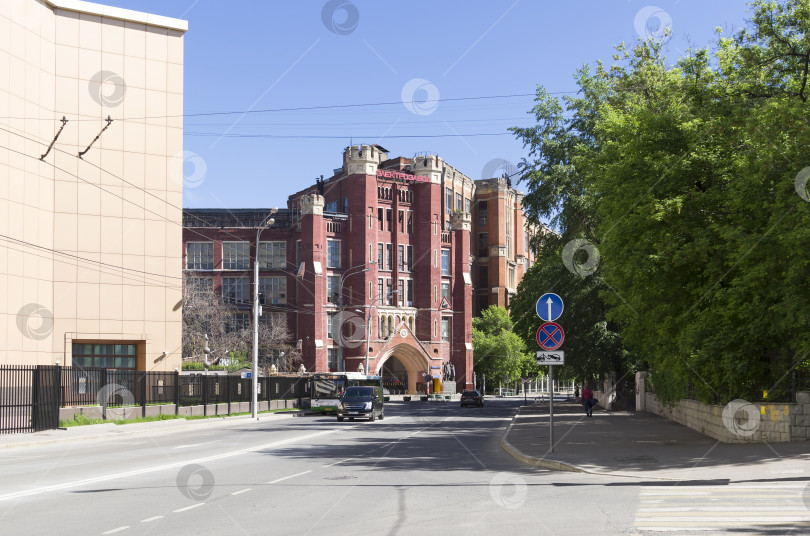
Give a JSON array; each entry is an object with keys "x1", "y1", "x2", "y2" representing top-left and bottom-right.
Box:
[
  {"x1": 0, "y1": 364, "x2": 310, "y2": 434},
  {"x1": 1, "y1": 365, "x2": 60, "y2": 434}
]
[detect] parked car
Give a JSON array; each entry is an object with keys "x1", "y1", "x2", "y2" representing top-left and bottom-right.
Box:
[
  {"x1": 337, "y1": 386, "x2": 384, "y2": 422},
  {"x1": 460, "y1": 390, "x2": 484, "y2": 408}
]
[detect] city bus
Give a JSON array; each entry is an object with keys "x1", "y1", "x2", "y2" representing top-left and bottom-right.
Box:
[{"x1": 309, "y1": 372, "x2": 383, "y2": 413}]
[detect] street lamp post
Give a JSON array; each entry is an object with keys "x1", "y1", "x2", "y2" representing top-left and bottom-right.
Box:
[
  {"x1": 252, "y1": 208, "x2": 277, "y2": 419},
  {"x1": 337, "y1": 261, "x2": 376, "y2": 372}
]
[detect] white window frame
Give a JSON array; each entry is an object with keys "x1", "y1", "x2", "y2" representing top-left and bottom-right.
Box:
[
  {"x1": 258, "y1": 241, "x2": 286, "y2": 270},
  {"x1": 222, "y1": 242, "x2": 250, "y2": 270},
  {"x1": 186, "y1": 242, "x2": 214, "y2": 270},
  {"x1": 327, "y1": 239, "x2": 341, "y2": 269}
]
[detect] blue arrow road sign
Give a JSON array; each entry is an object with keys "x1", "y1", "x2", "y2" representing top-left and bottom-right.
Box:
[{"x1": 536, "y1": 293, "x2": 564, "y2": 322}]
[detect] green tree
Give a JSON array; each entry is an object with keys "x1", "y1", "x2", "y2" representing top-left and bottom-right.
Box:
[
  {"x1": 512, "y1": 0, "x2": 810, "y2": 404},
  {"x1": 509, "y1": 243, "x2": 633, "y2": 388},
  {"x1": 472, "y1": 306, "x2": 536, "y2": 391}
]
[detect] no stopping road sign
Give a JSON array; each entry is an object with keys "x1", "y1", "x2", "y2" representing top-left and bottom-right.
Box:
[{"x1": 536, "y1": 322, "x2": 565, "y2": 351}]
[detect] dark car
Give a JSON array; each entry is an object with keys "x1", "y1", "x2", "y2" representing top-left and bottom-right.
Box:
[
  {"x1": 460, "y1": 390, "x2": 484, "y2": 408},
  {"x1": 337, "y1": 386, "x2": 384, "y2": 422}
]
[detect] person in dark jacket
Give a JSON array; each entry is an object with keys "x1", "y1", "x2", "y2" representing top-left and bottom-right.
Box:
[{"x1": 581, "y1": 386, "x2": 597, "y2": 417}]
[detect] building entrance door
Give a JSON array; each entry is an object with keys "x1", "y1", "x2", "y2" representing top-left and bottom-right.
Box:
[{"x1": 381, "y1": 356, "x2": 408, "y2": 394}]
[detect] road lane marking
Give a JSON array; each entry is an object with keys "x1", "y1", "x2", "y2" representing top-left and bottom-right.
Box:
[
  {"x1": 231, "y1": 488, "x2": 251, "y2": 495},
  {"x1": 0, "y1": 429, "x2": 336, "y2": 503},
  {"x1": 140, "y1": 516, "x2": 163, "y2": 523},
  {"x1": 171, "y1": 440, "x2": 220, "y2": 450},
  {"x1": 322, "y1": 459, "x2": 349, "y2": 467},
  {"x1": 268, "y1": 470, "x2": 311, "y2": 484},
  {"x1": 102, "y1": 527, "x2": 129, "y2": 534},
  {"x1": 173, "y1": 503, "x2": 205, "y2": 513},
  {"x1": 0, "y1": 455, "x2": 45, "y2": 462},
  {"x1": 634, "y1": 484, "x2": 810, "y2": 532}
]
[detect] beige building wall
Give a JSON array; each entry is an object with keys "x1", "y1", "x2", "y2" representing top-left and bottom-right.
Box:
[{"x1": 0, "y1": 0, "x2": 186, "y2": 370}]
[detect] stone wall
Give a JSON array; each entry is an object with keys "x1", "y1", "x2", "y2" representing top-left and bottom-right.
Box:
[{"x1": 643, "y1": 391, "x2": 810, "y2": 443}]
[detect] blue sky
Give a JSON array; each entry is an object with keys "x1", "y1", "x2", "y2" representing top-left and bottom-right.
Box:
[{"x1": 100, "y1": 0, "x2": 752, "y2": 211}]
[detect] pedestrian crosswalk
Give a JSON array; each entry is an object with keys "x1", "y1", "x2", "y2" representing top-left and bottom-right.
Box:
[{"x1": 634, "y1": 483, "x2": 810, "y2": 533}]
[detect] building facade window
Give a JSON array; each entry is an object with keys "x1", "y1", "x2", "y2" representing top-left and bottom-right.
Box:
[
  {"x1": 327, "y1": 312, "x2": 338, "y2": 340},
  {"x1": 259, "y1": 276, "x2": 286, "y2": 305},
  {"x1": 479, "y1": 266, "x2": 488, "y2": 288},
  {"x1": 506, "y1": 208, "x2": 513, "y2": 259},
  {"x1": 72, "y1": 343, "x2": 136, "y2": 369},
  {"x1": 378, "y1": 242, "x2": 384, "y2": 266},
  {"x1": 441, "y1": 249, "x2": 450, "y2": 276},
  {"x1": 222, "y1": 277, "x2": 249, "y2": 304},
  {"x1": 398, "y1": 280, "x2": 405, "y2": 307},
  {"x1": 186, "y1": 242, "x2": 214, "y2": 270},
  {"x1": 185, "y1": 276, "x2": 213, "y2": 293},
  {"x1": 508, "y1": 266, "x2": 516, "y2": 289},
  {"x1": 406, "y1": 211, "x2": 413, "y2": 233},
  {"x1": 296, "y1": 240, "x2": 302, "y2": 267},
  {"x1": 478, "y1": 233, "x2": 488, "y2": 258},
  {"x1": 226, "y1": 313, "x2": 250, "y2": 333},
  {"x1": 477, "y1": 293, "x2": 489, "y2": 316},
  {"x1": 258, "y1": 241, "x2": 286, "y2": 270},
  {"x1": 406, "y1": 279, "x2": 414, "y2": 306},
  {"x1": 222, "y1": 242, "x2": 250, "y2": 270},
  {"x1": 479, "y1": 201, "x2": 488, "y2": 226},
  {"x1": 406, "y1": 245, "x2": 413, "y2": 271},
  {"x1": 398, "y1": 210, "x2": 405, "y2": 233},
  {"x1": 327, "y1": 274, "x2": 340, "y2": 303},
  {"x1": 456, "y1": 192, "x2": 462, "y2": 211},
  {"x1": 385, "y1": 279, "x2": 393, "y2": 305},
  {"x1": 441, "y1": 318, "x2": 450, "y2": 342},
  {"x1": 465, "y1": 197, "x2": 471, "y2": 214},
  {"x1": 386, "y1": 243, "x2": 392, "y2": 270},
  {"x1": 327, "y1": 240, "x2": 341, "y2": 268},
  {"x1": 398, "y1": 245, "x2": 405, "y2": 271},
  {"x1": 441, "y1": 281, "x2": 450, "y2": 301},
  {"x1": 327, "y1": 347, "x2": 339, "y2": 371},
  {"x1": 445, "y1": 187, "x2": 452, "y2": 214}
]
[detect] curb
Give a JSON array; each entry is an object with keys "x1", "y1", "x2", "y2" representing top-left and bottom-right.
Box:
[
  {"x1": 499, "y1": 405, "x2": 584, "y2": 473},
  {"x1": 0, "y1": 411, "x2": 301, "y2": 450},
  {"x1": 499, "y1": 406, "x2": 681, "y2": 480}
]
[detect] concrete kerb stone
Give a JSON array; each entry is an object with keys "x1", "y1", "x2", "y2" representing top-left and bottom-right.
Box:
[{"x1": 499, "y1": 405, "x2": 583, "y2": 473}]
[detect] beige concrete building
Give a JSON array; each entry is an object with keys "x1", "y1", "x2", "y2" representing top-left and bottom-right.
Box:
[{"x1": 0, "y1": 0, "x2": 186, "y2": 370}]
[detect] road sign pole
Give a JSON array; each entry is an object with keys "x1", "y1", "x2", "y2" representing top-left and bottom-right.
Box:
[{"x1": 549, "y1": 364, "x2": 554, "y2": 453}]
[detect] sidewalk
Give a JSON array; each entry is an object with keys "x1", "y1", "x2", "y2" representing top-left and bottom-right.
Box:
[
  {"x1": 0, "y1": 411, "x2": 301, "y2": 450},
  {"x1": 501, "y1": 400, "x2": 810, "y2": 481}
]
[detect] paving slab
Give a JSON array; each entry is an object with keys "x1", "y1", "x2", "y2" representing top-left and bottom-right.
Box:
[{"x1": 502, "y1": 400, "x2": 810, "y2": 482}]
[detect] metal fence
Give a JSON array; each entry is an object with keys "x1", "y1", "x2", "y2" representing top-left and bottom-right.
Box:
[
  {"x1": 0, "y1": 365, "x2": 60, "y2": 434},
  {"x1": 0, "y1": 364, "x2": 311, "y2": 434}
]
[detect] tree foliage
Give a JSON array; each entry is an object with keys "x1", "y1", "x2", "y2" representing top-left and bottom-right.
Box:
[
  {"x1": 472, "y1": 306, "x2": 536, "y2": 388},
  {"x1": 512, "y1": 0, "x2": 810, "y2": 404}
]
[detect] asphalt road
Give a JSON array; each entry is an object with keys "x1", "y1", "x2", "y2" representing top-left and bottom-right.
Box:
[{"x1": 0, "y1": 398, "x2": 768, "y2": 536}]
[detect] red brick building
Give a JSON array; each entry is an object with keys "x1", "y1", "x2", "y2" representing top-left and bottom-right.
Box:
[{"x1": 183, "y1": 145, "x2": 476, "y2": 393}]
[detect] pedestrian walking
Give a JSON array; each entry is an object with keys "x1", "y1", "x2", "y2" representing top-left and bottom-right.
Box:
[
  {"x1": 582, "y1": 385, "x2": 596, "y2": 417},
  {"x1": 574, "y1": 385, "x2": 580, "y2": 402}
]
